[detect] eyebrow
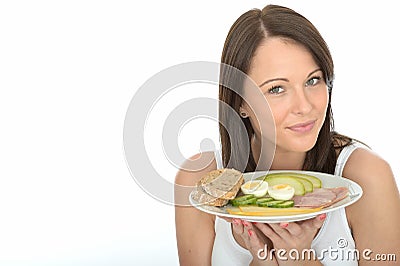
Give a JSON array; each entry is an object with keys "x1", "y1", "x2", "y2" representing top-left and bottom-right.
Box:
[{"x1": 258, "y1": 68, "x2": 322, "y2": 88}]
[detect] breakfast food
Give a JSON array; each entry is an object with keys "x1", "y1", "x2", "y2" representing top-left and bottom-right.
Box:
[
  {"x1": 191, "y1": 168, "x2": 244, "y2": 207},
  {"x1": 191, "y1": 170, "x2": 352, "y2": 215},
  {"x1": 293, "y1": 187, "x2": 349, "y2": 208},
  {"x1": 265, "y1": 172, "x2": 322, "y2": 188},
  {"x1": 199, "y1": 168, "x2": 244, "y2": 200},
  {"x1": 191, "y1": 183, "x2": 230, "y2": 207},
  {"x1": 267, "y1": 184, "x2": 295, "y2": 200},
  {"x1": 260, "y1": 176, "x2": 306, "y2": 195},
  {"x1": 226, "y1": 172, "x2": 350, "y2": 213},
  {"x1": 240, "y1": 180, "x2": 269, "y2": 197}
]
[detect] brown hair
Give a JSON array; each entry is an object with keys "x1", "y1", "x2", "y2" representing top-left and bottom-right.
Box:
[{"x1": 219, "y1": 4, "x2": 351, "y2": 174}]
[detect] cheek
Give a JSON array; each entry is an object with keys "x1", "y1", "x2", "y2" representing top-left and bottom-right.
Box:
[
  {"x1": 269, "y1": 104, "x2": 287, "y2": 129},
  {"x1": 315, "y1": 88, "x2": 329, "y2": 114},
  {"x1": 245, "y1": 99, "x2": 276, "y2": 136}
]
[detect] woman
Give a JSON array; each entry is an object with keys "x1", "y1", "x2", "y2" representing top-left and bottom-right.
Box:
[{"x1": 175, "y1": 4, "x2": 400, "y2": 265}]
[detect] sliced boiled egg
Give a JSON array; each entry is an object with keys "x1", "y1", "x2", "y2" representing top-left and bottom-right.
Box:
[
  {"x1": 268, "y1": 184, "x2": 295, "y2": 200},
  {"x1": 241, "y1": 180, "x2": 269, "y2": 198}
]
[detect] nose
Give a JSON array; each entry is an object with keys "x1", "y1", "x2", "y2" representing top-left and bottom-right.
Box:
[{"x1": 291, "y1": 87, "x2": 312, "y2": 115}]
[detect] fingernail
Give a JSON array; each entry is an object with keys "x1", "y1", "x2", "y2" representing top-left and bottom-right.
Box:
[
  {"x1": 248, "y1": 229, "x2": 253, "y2": 237},
  {"x1": 319, "y1": 214, "x2": 327, "y2": 221},
  {"x1": 280, "y1": 222, "x2": 289, "y2": 228},
  {"x1": 242, "y1": 221, "x2": 250, "y2": 227},
  {"x1": 252, "y1": 222, "x2": 257, "y2": 225}
]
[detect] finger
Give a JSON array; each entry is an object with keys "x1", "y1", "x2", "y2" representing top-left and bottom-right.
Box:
[
  {"x1": 299, "y1": 213, "x2": 326, "y2": 230},
  {"x1": 231, "y1": 218, "x2": 244, "y2": 234},
  {"x1": 269, "y1": 222, "x2": 292, "y2": 239},
  {"x1": 240, "y1": 224, "x2": 269, "y2": 259},
  {"x1": 254, "y1": 222, "x2": 281, "y2": 244},
  {"x1": 281, "y1": 222, "x2": 303, "y2": 237},
  {"x1": 238, "y1": 221, "x2": 253, "y2": 247},
  {"x1": 247, "y1": 228, "x2": 268, "y2": 258}
]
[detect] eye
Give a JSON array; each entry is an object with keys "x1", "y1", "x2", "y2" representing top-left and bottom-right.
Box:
[
  {"x1": 305, "y1": 76, "x2": 321, "y2": 87},
  {"x1": 268, "y1": 85, "x2": 284, "y2": 95}
]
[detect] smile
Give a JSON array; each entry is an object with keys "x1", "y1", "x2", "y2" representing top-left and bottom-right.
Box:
[{"x1": 287, "y1": 120, "x2": 316, "y2": 133}]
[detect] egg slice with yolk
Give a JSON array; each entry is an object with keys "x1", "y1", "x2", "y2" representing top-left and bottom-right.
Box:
[
  {"x1": 240, "y1": 180, "x2": 269, "y2": 198},
  {"x1": 268, "y1": 184, "x2": 295, "y2": 200}
]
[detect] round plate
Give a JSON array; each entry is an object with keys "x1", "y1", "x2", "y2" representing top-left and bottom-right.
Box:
[{"x1": 189, "y1": 170, "x2": 363, "y2": 223}]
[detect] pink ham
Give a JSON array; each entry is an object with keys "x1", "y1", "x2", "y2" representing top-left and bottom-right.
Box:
[
  {"x1": 293, "y1": 187, "x2": 349, "y2": 208},
  {"x1": 326, "y1": 187, "x2": 349, "y2": 206}
]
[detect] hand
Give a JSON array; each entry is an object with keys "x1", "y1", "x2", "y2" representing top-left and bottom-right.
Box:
[
  {"x1": 254, "y1": 214, "x2": 326, "y2": 265},
  {"x1": 231, "y1": 218, "x2": 278, "y2": 266}
]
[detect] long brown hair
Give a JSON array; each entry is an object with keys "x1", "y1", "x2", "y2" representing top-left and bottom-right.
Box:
[{"x1": 219, "y1": 5, "x2": 351, "y2": 174}]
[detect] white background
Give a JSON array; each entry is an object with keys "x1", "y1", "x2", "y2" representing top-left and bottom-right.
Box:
[{"x1": 0, "y1": 1, "x2": 399, "y2": 265}]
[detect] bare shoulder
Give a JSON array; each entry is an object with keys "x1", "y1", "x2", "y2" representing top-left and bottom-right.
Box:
[
  {"x1": 174, "y1": 151, "x2": 219, "y2": 265},
  {"x1": 174, "y1": 151, "x2": 218, "y2": 206},
  {"x1": 175, "y1": 151, "x2": 217, "y2": 186},
  {"x1": 342, "y1": 147, "x2": 399, "y2": 219},
  {"x1": 343, "y1": 147, "x2": 400, "y2": 259},
  {"x1": 342, "y1": 147, "x2": 396, "y2": 189}
]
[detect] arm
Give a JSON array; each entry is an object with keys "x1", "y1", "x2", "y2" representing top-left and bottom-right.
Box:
[
  {"x1": 344, "y1": 148, "x2": 400, "y2": 265},
  {"x1": 174, "y1": 152, "x2": 217, "y2": 266}
]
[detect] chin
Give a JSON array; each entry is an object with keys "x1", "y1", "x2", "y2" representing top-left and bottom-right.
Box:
[{"x1": 280, "y1": 136, "x2": 318, "y2": 153}]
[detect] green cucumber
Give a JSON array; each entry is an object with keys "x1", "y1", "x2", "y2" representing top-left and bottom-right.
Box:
[
  {"x1": 231, "y1": 197, "x2": 257, "y2": 206},
  {"x1": 231, "y1": 194, "x2": 254, "y2": 202},
  {"x1": 257, "y1": 200, "x2": 284, "y2": 207},
  {"x1": 275, "y1": 200, "x2": 295, "y2": 208},
  {"x1": 230, "y1": 195, "x2": 256, "y2": 206},
  {"x1": 256, "y1": 197, "x2": 274, "y2": 205}
]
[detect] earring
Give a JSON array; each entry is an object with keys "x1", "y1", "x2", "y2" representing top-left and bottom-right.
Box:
[{"x1": 240, "y1": 112, "x2": 249, "y2": 118}]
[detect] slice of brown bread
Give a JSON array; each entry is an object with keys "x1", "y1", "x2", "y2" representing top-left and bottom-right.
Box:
[
  {"x1": 191, "y1": 182, "x2": 229, "y2": 207},
  {"x1": 200, "y1": 168, "x2": 244, "y2": 200}
]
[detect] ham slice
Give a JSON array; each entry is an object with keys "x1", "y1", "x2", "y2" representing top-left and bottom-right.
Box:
[{"x1": 293, "y1": 187, "x2": 349, "y2": 208}]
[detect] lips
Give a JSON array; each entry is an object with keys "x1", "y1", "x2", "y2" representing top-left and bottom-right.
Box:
[{"x1": 287, "y1": 120, "x2": 316, "y2": 133}]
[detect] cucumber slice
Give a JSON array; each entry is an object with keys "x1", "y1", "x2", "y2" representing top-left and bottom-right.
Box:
[
  {"x1": 230, "y1": 195, "x2": 256, "y2": 206},
  {"x1": 256, "y1": 197, "x2": 274, "y2": 205},
  {"x1": 231, "y1": 194, "x2": 254, "y2": 203},
  {"x1": 257, "y1": 200, "x2": 284, "y2": 207},
  {"x1": 261, "y1": 176, "x2": 306, "y2": 196},
  {"x1": 231, "y1": 197, "x2": 257, "y2": 206},
  {"x1": 275, "y1": 200, "x2": 295, "y2": 208}
]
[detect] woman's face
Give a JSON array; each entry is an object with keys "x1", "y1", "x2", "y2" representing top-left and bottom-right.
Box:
[{"x1": 242, "y1": 37, "x2": 329, "y2": 154}]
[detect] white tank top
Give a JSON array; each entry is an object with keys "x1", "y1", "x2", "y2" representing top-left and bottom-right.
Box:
[{"x1": 212, "y1": 142, "x2": 366, "y2": 265}]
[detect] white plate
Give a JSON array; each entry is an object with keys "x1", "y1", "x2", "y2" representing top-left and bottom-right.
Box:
[{"x1": 189, "y1": 170, "x2": 363, "y2": 223}]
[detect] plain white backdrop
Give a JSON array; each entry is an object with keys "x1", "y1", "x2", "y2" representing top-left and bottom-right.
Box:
[{"x1": 0, "y1": 1, "x2": 399, "y2": 265}]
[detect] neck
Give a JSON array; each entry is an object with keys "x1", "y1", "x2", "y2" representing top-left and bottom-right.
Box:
[{"x1": 251, "y1": 135, "x2": 306, "y2": 171}]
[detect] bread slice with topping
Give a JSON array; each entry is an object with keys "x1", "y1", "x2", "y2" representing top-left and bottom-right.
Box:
[
  {"x1": 199, "y1": 168, "x2": 244, "y2": 200},
  {"x1": 191, "y1": 182, "x2": 229, "y2": 207}
]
